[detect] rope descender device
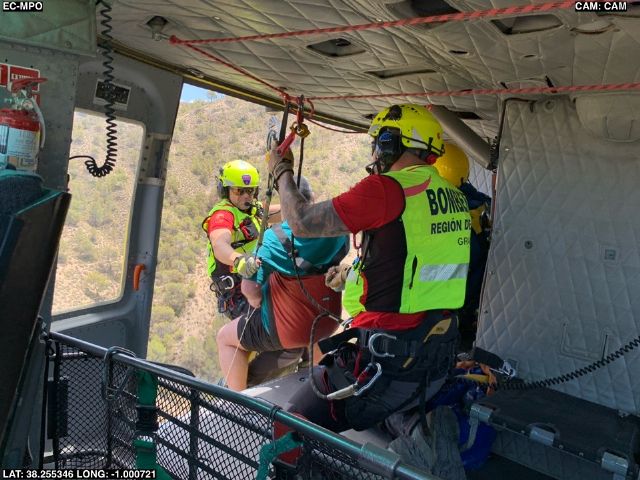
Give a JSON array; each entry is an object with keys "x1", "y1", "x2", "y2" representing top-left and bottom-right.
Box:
[{"x1": 276, "y1": 96, "x2": 310, "y2": 157}]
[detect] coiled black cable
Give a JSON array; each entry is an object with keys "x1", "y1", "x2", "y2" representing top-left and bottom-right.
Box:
[
  {"x1": 497, "y1": 334, "x2": 640, "y2": 391},
  {"x1": 85, "y1": 0, "x2": 118, "y2": 177}
]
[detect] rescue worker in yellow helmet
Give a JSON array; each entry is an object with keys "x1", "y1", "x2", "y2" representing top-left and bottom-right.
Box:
[
  {"x1": 433, "y1": 143, "x2": 469, "y2": 188},
  {"x1": 434, "y1": 143, "x2": 491, "y2": 348},
  {"x1": 202, "y1": 160, "x2": 263, "y2": 319},
  {"x1": 268, "y1": 103, "x2": 470, "y2": 455}
]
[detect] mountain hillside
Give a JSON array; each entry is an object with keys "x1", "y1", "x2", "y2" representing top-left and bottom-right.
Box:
[
  {"x1": 55, "y1": 95, "x2": 371, "y2": 383},
  {"x1": 152, "y1": 97, "x2": 371, "y2": 381}
]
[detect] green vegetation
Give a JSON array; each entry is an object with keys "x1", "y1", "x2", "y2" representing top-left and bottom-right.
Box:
[
  {"x1": 53, "y1": 112, "x2": 142, "y2": 314},
  {"x1": 54, "y1": 95, "x2": 371, "y2": 382}
]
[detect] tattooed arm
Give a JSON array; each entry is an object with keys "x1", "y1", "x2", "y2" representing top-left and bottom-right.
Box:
[{"x1": 277, "y1": 171, "x2": 350, "y2": 237}]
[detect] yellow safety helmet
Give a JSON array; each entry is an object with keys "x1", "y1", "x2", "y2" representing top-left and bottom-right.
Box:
[
  {"x1": 217, "y1": 160, "x2": 260, "y2": 197},
  {"x1": 433, "y1": 143, "x2": 469, "y2": 187},
  {"x1": 368, "y1": 104, "x2": 444, "y2": 156}
]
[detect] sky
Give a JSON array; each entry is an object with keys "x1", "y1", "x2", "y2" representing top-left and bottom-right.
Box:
[{"x1": 180, "y1": 83, "x2": 223, "y2": 102}]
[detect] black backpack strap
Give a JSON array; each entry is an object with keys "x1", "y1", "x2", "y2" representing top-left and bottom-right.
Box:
[{"x1": 271, "y1": 223, "x2": 293, "y2": 252}]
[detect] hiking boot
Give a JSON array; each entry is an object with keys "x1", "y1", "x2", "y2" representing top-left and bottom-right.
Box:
[
  {"x1": 427, "y1": 406, "x2": 466, "y2": 480},
  {"x1": 388, "y1": 430, "x2": 435, "y2": 472}
]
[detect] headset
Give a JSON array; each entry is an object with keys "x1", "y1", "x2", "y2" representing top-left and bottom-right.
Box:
[
  {"x1": 216, "y1": 168, "x2": 227, "y2": 199},
  {"x1": 366, "y1": 104, "x2": 441, "y2": 174},
  {"x1": 367, "y1": 128, "x2": 404, "y2": 174}
]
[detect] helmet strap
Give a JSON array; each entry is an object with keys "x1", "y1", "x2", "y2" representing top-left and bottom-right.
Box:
[
  {"x1": 425, "y1": 153, "x2": 439, "y2": 165},
  {"x1": 406, "y1": 148, "x2": 438, "y2": 165}
]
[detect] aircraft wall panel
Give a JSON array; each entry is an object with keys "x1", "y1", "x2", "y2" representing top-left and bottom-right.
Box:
[
  {"x1": 0, "y1": 0, "x2": 95, "y2": 56},
  {"x1": 0, "y1": 42, "x2": 79, "y2": 192},
  {"x1": 476, "y1": 96, "x2": 640, "y2": 415}
]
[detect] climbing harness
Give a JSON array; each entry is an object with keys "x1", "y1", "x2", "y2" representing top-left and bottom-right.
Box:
[
  {"x1": 311, "y1": 311, "x2": 459, "y2": 430},
  {"x1": 209, "y1": 272, "x2": 247, "y2": 318}
]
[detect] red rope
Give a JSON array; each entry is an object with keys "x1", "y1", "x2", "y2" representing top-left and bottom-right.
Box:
[
  {"x1": 173, "y1": 3, "x2": 640, "y2": 112},
  {"x1": 183, "y1": 43, "x2": 290, "y2": 99},
  {"x1": 170, "y1": 0, "x2": 575, "y2": 46},
  {"x1": 306, "y1": 117, "x2": 364, "y2": 134},
  {"x1": 179, "y1": 43, "x2": 640, "y2": 105},
  {"x1": 307, "y1": 82, "x2": 640, "y2": 101}
]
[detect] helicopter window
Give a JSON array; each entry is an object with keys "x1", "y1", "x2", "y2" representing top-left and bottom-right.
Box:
[{"x1": 52, "y1": 109, "x2": 144, "y2": 314}]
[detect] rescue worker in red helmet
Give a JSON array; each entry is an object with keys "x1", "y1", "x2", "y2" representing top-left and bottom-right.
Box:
[
  {"x1": 202, "y1": 159, "x2": 263, "y2": 319},
  {"x1": 268, "y1": 104, "x2": 471, "y2": 435}
]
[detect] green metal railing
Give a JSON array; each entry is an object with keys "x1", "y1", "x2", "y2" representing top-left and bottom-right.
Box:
[{"x1": 47, "y1": 331, "x2": 437, "y2": 480}]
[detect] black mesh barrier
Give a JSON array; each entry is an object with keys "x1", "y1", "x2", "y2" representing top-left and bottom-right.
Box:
[
  {"x1": 51, "y1": 343, "x2": 271, "y2": 477},
  {"x1": 52, "y1": 344, "x2": 116, "y2": 469},
  {"x1": 49, "y1": 334, "x2": 433, "y2": 480},
  {"x1": 297, "y1": 439, "x2": 385, "y2": 480}
]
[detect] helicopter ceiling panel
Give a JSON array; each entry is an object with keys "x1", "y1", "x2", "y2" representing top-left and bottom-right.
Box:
[{"x1": 105, "y1": 0, "x2": 640, "y2": 135}]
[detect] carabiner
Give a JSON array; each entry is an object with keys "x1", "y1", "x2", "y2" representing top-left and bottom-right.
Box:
[
  {"x1": 219, "y1": 275, "x2": 235, "y2": 290},
  {"x1": 368, "y1": 332, "x2": 397, "y2": 358},
  {"x1": 325, "y1": 362, "x2": 383, "y2": 400},
  {"x1": 295, "y1": 123, "x2": 311, "y2": 138},
  {"x1": 353, "y1": 362, "x2": 383, "y2": 396},
  {"x1": 490, "y1": 360, "x2": 517, "y2": 379}
]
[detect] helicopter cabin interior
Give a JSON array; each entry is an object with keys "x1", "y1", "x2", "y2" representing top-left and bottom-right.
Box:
[{"x1": 1, "y1": 0, "x2": 640, "y2": 479}]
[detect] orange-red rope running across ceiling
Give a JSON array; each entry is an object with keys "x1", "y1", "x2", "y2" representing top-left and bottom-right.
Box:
[
  {"x1": 170, "y1": 0, "x2": 576, "y2": 45},
  {"x1": 172, "y1": 2, "x2": 640, "y2": 110}
]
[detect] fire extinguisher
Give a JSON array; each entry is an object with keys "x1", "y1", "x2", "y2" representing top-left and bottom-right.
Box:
[{"x1": 0, "y1": 77, "x2": 47, "y2": 171}]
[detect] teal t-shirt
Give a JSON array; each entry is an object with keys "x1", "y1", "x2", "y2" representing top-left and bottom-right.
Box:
[{"x1": 253, "y1": 221, "x2": 349, "y2": 332}]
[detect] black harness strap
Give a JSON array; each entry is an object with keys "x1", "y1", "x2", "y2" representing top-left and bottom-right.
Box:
[
  {"x1": 318, "y1": 328, "x2": 422, "y2": 358},
  {"x1": 469, "y1": 347, "x2": 507, "y2": 371},
  {"x1": 230, "y1": 239, "x2": 251, "y2": 249}
]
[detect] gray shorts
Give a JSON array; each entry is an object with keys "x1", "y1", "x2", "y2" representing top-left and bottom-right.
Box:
[{"x1": 236, "y1": 307, "x2": 282, "y2": 352}]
